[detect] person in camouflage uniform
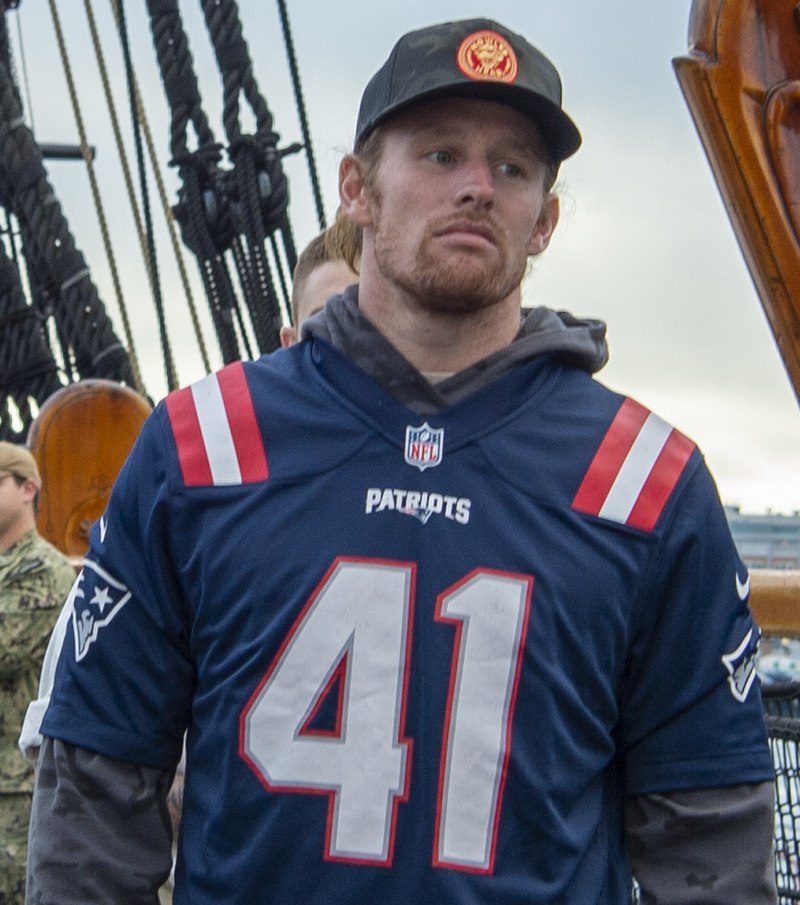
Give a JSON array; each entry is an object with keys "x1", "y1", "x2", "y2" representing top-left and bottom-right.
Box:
[{"x1": 0, "y1": 441, "x2": 75, "y2": 905}]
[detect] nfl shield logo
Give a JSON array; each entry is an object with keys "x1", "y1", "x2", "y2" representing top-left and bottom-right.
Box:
[{"x1": 404, "y1": 422, "x2": 444, "y2": 471}]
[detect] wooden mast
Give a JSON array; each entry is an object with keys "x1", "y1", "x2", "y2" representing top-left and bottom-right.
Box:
[
  {"x1": 673, "y1": 0, "x2": 800, "y2": 404},
  {"x1": 674, "y1": 0, "x2": 800, "y2": 632}
]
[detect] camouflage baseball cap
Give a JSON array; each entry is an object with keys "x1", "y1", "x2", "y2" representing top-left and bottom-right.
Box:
[
  {"x1": 355, "y1": 18, "x2": 581, "y2": 163},
  {"x1": 0, "y1": 441, "x2": 41, "y2": 488}
]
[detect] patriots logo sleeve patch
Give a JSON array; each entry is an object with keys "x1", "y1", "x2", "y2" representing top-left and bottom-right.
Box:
[
  {"x1": 572, "y1": 397, "x2": 695, "y2": 532},
  {"x1": 165, "y1": 362, "x2": 269, "y2": 486},
  {"x1": 71, "y1": 559, "x2": 131, "y2": 661}
]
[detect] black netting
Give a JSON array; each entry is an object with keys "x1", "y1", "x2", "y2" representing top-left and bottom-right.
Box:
[{"x1": 764, "y1": 683, "x2": 800, "y2": 901}]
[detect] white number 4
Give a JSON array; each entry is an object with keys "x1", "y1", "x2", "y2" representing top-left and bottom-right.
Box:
[{"x1": 241, "y1": 558, "x2": 531, "y2": 873}]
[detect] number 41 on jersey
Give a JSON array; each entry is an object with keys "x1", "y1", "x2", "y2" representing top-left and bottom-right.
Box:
[{"x1": 241, "y1": 557, "x2": 532, "y2": 873}]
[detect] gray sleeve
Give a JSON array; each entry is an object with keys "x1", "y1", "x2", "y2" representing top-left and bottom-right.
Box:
[
  {"x1": 26, "y1": 736, "x2": 175, "y2": 905},
  {"x1": 625, "y1": 783, "x2": 777, "y2": 905}
]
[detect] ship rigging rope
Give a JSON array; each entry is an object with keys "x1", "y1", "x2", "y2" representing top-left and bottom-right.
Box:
[
  {"x1": 86, "y1": 0, "x2": 182, "y2": 391},
  {"x1": 201, "y1": 0, "x2": 289, "y2": 352},
  {"x1": 124, "y1": 64, "x2": 214, "y2": 378},
  {"x1": 145, "y1": 0, "x2": 245, "y2": 365},
  {"x1": 114, "y1": 0, "x2": 178, "y2": 392},
  {"x1": 80, "y1": 0, "x2": 156, "y2": 369},
  {"x1": 0, "y1": 53, "x2": 136, "y2": 392},
  {"x1": 145, "y1": 0, "x2": 327, "y2": 358},
  {"x1": 0, "y1": 247, "x2": 64, "y2": 442},
  {"x1": 105, "y1": 0, "x2": 212, "y2": 379},
  {"x1": 276, "y1": 0, "x2": 325, "y2": 233},
  {"x1": 0, "y1": 19, "x2": 26, "y2": 281},
  {"x1": 12, "y1": 9, "x2": 33, "y2": 138},
  {"x1": 46, "y1": 0, "x2": 145, "y2": 396},
  {"x1": 0, "y1": 11, "x2": 64, "y2": 442},
  {"x1": 0, "y1": 16, "x2": 63, "y2": 442}
]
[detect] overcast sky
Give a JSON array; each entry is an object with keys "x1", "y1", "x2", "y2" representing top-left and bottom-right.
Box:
[{"x1": 10, "y1": 1, "x2": 800, "y2": 514}]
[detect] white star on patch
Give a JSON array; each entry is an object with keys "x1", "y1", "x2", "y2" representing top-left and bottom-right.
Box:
[{"x1": 91, "y1": 585, "x2": 113, "y2": 614}]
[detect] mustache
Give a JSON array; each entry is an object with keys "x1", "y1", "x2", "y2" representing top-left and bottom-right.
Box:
[{"x1": 430, "y1": 214, "x2": 504, "y2": 244}]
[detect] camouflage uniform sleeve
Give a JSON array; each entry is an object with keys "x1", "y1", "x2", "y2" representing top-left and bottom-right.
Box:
[
  {"x1": 0, "y1": 536, "x2": 75, "y2": 678},
  {"x1": 18, "y1": 596, "x2": 73, "y2": 757},
  {"x1": 626, "y1": 784, "x2": 778, "y2": 904},
  {"x1": 0, "y1": 534, "x2": 76, "y2": 796},
  {"x1": 27, "y1": 736, "x2": 174, "y2": 904}
]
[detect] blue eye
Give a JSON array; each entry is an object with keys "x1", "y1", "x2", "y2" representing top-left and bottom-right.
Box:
[
  {"x1": 428, "y1": 150, "x2": 453, "y2": 165},
  {"x1": 499, "y1": 162, "x2": 524, "y2": 178}
]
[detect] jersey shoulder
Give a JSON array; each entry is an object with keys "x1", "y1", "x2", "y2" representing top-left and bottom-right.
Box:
[
  {"x1": 158, "y1": 349, "x2": 376, "y2": 489},
  {"x1": 569, "y1": 391, "x2": 698, "y2": 532},
  {"x1": 483, "y1": 371, "x2": 702, "y2": 535}
]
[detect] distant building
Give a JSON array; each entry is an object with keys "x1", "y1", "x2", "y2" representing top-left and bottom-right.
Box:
[{"x1": 725, "y1": 506, "x2": 800, "y2": 570}]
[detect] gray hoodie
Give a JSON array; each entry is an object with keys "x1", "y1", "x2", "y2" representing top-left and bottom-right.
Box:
[{"x1": 301, "y1": 285, "x2": 608, "y2": 415}]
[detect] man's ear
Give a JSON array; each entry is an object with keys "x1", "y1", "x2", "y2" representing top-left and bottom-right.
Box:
[
  {"x1": 21, "y1": 477, "x2": 38, "y2": 505},
  {"x1": 339, "y1": 155, "x2": 373, "y2": 227},
  {"x1": 528, "y1": 195, "x2": 560, "y2": 256},
  {"x1": 279, "y1": 325, "x2": 298, "y2": 348}
]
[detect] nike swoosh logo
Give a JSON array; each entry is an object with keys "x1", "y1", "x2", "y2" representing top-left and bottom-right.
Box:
[
  {"x1": 99, "y1": 515, "x2": 108, "y2": 543},
  {"x1": 736, "y1": 571, "x2": 750, "y2": 600}
]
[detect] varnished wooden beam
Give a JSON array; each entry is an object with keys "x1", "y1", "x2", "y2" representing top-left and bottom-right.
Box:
[
  {"x1": 750, "y1": 570, "x2": 800, "y2": 634},
  {"x1": 673, "y1": 0, "x2": 800, "y2": 403}
]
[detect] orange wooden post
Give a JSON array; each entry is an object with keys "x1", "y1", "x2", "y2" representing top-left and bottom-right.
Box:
[
  {"x1": 28, "y1": 379, "x2": 152, "y2": 564},
  {"x1": 750, "y1": 570, "x2": 800, "y2": 635}
]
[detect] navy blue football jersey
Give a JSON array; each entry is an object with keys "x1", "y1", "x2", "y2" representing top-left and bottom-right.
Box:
[{"x1": 43, "y1": 339, "x2": 772, "y2": 904}]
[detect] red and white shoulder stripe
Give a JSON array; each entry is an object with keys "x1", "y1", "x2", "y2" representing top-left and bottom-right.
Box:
[
  {"x1": 165, "y1": 362, "x2": 269, "y2": 486},
  {"x1": 572, "y1": 397, "x2": 695, "y2": 532}
]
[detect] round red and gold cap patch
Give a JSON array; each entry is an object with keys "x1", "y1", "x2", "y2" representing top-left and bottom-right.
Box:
[{"x1": 456, "y1": 30, "x2": 519, "y2": 84}]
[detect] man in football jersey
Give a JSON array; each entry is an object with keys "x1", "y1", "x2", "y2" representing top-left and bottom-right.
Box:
[{"x1": 27, "y1": 18, "x2": 777, "y2": 905}]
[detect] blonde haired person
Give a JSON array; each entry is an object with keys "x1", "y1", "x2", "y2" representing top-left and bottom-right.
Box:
[{"x1": 280, "y1": 210, "x2": 360, "y2": 347}]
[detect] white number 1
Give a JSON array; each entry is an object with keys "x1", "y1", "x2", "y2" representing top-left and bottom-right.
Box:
[{"x1": 241, "y1": 558, "x2": 531, "y2": 872}]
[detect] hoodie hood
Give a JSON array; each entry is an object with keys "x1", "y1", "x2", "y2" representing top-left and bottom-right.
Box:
[{"x1": 301, "y1": 286, "x2": 608, "y2": 416}]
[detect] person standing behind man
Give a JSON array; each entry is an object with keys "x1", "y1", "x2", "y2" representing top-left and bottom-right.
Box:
[
  {"x1": 0, "y1": 441, "x2": 74, "y2": 905},
  {"x1": 280, "y1": 210, "x2": 361, "y2": 348}
]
